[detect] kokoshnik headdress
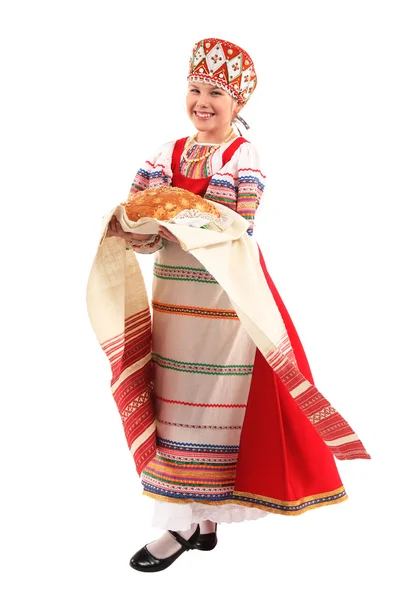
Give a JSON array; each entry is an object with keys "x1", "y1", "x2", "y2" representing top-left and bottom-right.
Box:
[{"x1": 188, "y1": 38, "x2": 257, "y2": 131}]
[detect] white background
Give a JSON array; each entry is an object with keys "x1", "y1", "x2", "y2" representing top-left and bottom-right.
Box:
[{"x1": 1, "y1": 1, "x2": 401, "y2": 598}]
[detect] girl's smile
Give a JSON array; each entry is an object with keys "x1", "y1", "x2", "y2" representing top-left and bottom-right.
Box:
[{"x1": 194, "y1": 111, "x2": 214, "y2": 120}]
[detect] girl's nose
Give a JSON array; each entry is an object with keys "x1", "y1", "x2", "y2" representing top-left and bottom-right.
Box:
[{"x1": 195, "y1": 93, "x2": 209, "y2": 106}]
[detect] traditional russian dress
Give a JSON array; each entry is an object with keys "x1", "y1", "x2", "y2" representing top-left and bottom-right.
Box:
[
  {"x1": 123, "y1": 135, "x2": 363, "y2": 532},
  {"x1": 86, "y1": 36, "x2": 369, "y2": 540}
]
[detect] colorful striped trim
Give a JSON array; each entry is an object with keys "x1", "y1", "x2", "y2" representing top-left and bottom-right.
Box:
[
  {"x1": 153, "y1": 262, "x2": 218, "y2": 284},
  {"x1": 157, "y1": 437, "x2": 240, "y2": 452},
  {"x1": 203, "y1": 195, "x2": 237, "y2": 210},
  {"x1": 180, "y1": 143, "x2": 214, "y2": 178},
  {"x1": 233, "y1": 487, "x2": 348, "y2": 514},
  {"x1": 149, "y1": 454, "x2": 238, "y2": 467},
  {"x1": 207, "y1": 178, "x2": 237, "y2": 193},
  {"x1": 129, "y1": 160, "x2": 171, "y2": 194},
  {"x1": 238, "y1": 173, "x2": 265, "y2": 186},
  {"x1": 143, "y1": 470, "x2": 235, "y2": 488},
  {"x1": 152, "y1": 300, "x2": 239, "y2": 320},
  {"x1": 143, "y1": 484, "x2": 235, "y2": 501},
  {"x1": 204, "y1": 169, "x2": 264, "y2": 238},
  {"x1": 141, "y1": 442, "x2": 240, "y2": 495},
  {"x1": 152, "y1": 353, "x2": 254, "y2": 376},
  {"x1": 130, "y1": 169, "x2": 169, "y2": 192},
  {"x1": 142, "y1": 486, "x2": 348, "y2": 515}
]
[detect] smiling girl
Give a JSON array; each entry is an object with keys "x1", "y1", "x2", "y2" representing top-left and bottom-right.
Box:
[{"x1": 105, "y1": 37, "x2": 367, "y2": 573}]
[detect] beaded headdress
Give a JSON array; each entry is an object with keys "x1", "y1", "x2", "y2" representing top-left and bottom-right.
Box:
[{"x1": 188, "y1": 38, "x2": 257, "y2": 107}]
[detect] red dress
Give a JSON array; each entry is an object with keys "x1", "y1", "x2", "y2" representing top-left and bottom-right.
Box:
[
  {"x1": 139, "y1": 136, "x2": 358, "y2": 518},
  {"x1": 102, "y1": 135, "x2": 370, "y2": 529}
]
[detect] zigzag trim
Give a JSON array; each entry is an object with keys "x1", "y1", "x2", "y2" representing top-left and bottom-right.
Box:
[
  {"x1": 238, "y1": 167, "x2": 266, "y2": 178},
  {"x1": 156, "y1": 395, "x2": 247, "y2": 408}
]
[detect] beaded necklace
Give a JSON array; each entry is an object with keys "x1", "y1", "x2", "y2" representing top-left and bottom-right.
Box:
[{"x1": 183, "y1": 128, "x2": 235, "y2": 164}]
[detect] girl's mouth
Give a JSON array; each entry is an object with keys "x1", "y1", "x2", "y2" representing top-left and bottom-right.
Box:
[{"x1": 194, "y1": 111, "x2": 214, "y2": 119}]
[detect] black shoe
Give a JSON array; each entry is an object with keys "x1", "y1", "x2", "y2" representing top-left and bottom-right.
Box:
[
  {"x1": 194, "y1": 523, "x2": 218, "y2": 551},
  {"x1": 129, "y1": 524, "x2": 201, "y2": 573}
]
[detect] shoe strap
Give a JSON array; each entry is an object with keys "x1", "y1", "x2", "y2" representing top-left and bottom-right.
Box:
[{"x1": 168, "y1": 525, "x2": 200, "y2": 550}]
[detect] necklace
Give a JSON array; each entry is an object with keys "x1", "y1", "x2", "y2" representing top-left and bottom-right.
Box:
[{"x1": 183, "y1": 128, "x2": 235, "y2": 164}]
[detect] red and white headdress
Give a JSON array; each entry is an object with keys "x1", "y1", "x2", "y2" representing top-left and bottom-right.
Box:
[{"x1": 188, "y1": 38, "x2": 257, "y2": 107}]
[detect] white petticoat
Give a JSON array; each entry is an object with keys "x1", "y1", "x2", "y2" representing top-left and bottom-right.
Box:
[{"x1": 151, "y1": 499, "x2": 269, "y2": 531}]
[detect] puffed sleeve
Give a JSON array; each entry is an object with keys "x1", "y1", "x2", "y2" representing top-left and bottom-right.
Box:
[
  {"x1": 126, "y1": 141, "x2": 175, "y2": 253},
  {"x1": 205, "y1": 141, "x2": 266, "y2": 236},
  {"x1": 236, "y1": 142, "x2": 266, "y2": 235}
]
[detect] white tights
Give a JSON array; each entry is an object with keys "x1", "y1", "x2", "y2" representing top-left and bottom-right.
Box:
[{"x1": 146, "y1": 520, "x2": 216, "y2": 559}]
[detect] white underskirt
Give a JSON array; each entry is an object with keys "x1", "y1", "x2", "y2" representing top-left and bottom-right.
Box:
[{"x1": 151, "y1": 499, "x2": 269, "y2": 531}]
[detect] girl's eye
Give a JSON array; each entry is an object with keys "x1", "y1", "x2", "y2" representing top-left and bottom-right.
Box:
[
  {"x1": 190, "y1": 88, "x2": 199, "y2": 93},
  {"x1": 211, "y1": 91, "x2": 221, "y2": 96}
]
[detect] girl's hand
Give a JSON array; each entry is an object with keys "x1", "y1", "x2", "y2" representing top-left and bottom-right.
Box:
[
  {"x1": 106, "y1": 215, "x2": 152, "y2": 241},
  {"x1": 158, "y1": 225, "x2": 180, "y2": 244}
]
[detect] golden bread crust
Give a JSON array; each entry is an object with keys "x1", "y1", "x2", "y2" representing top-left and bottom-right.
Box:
[{"x1": 122, "y1": 186, "x2": 220, "y2": 221}]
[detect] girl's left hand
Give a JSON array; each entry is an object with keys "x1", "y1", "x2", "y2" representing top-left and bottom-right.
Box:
[{"x1": 158, "y1": 225, "x2": 180, "y2": 244}]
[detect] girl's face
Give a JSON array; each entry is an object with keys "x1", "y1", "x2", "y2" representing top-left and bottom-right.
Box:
[{"x1": 186, "y1": 82, "x2": 240, "y2": 143}]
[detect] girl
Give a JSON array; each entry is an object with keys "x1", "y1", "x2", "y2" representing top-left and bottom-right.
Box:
[{"x1": 105, "y1": 37, "x2": 369, "y2": 573}]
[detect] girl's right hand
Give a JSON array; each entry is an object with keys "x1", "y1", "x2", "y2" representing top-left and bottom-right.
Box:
[{"x1": 106, "y1": 215, "x2": 152, "y2": 241}]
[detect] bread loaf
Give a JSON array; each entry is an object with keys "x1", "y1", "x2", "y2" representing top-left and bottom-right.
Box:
[{"x1": 122, "y1": 186, "x2": 220, "y2": 222}]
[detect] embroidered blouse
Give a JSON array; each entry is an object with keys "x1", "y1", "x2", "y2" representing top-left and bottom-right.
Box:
[{"x1": 127, "y1": 137, "x2": 266, "y2": 253}]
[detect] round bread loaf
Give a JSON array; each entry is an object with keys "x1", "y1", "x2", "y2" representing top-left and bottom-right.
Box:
[{"x1": 122, "y1": 186, "x2": 221, "y2": 222}]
